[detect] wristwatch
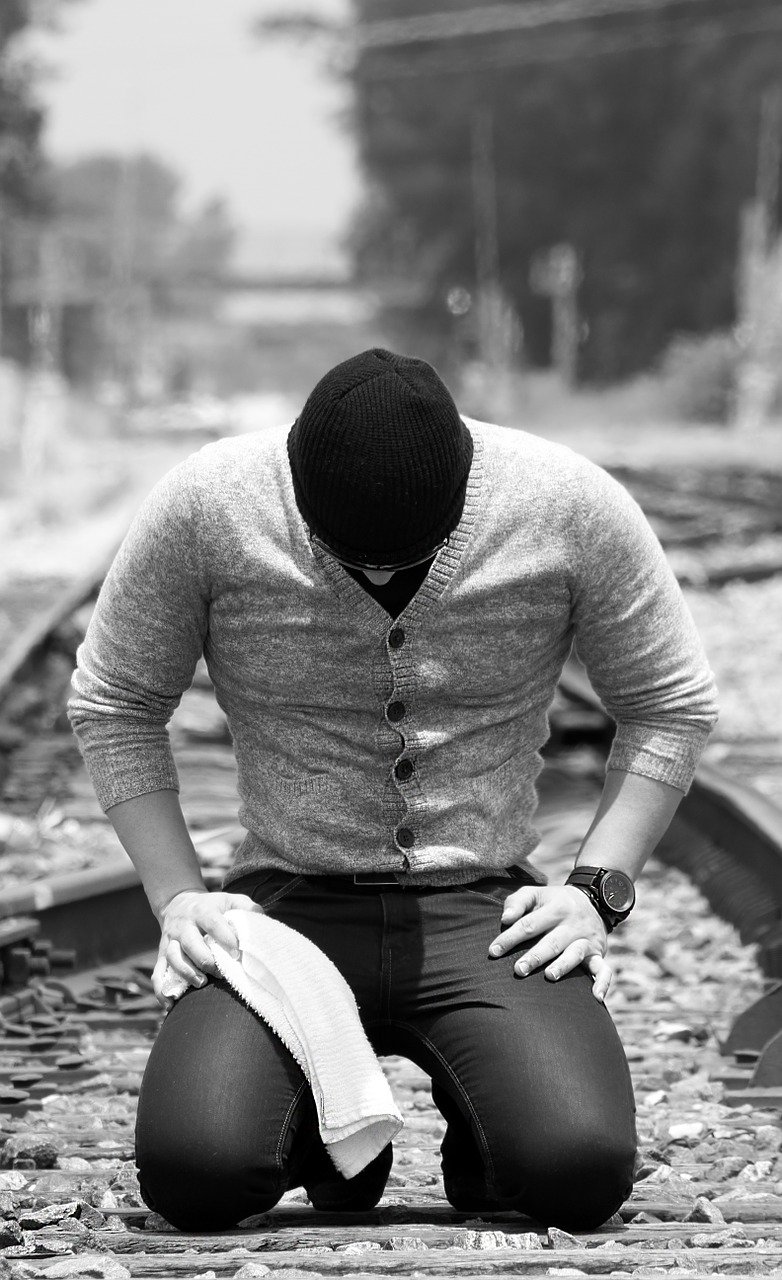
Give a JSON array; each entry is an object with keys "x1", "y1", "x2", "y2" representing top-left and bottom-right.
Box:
[{"x1": 565, "y1": 865, "x2": 636, "y2": 932}]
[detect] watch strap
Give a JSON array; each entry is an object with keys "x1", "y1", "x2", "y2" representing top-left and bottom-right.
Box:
[
  {"x1": 568, "y1": 881, "x2": 619, "y2": 932},
  {"x1": 566, "y1": 866, "x2": 635, "y2": 932}
]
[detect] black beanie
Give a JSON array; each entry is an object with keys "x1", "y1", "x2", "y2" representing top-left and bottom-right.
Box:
[{"x1": 287, "y1": 348, "x2": 474, "y2": 566}]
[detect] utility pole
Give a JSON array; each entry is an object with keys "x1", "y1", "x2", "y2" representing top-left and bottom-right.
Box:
[
  {"x1": 757, "y1": 84, "x2": 782, "y2": 253},
  {"x1": 108, "y1": 154, "x2": 139, "y2": 398},
  {"x1": 21, "y1": 225, "x2": 64, "y2": 482},
  {"x1": 470, "y1": 103, "x2": 510, "y2": 373},
  {"x1": 30, "y1": 227, "x2": 63, "y2": 375},
  {"x1": 0, "y1": 190, "x2": 4, "y2": 364},
  {"x1": 471, "y1": 103, "x2": 500, "y2": 311},
  {"x1": 529, "y1": 243, "x2": 581, "y2": 387},
  {"x1": 466, "y1": 103, "x2": 523, "y2": 414},
  {"x1": 735, "y1": 84, "x2": 782, "y2": 431},
  {"x1": 549, "y1": 244, "x2": 581, "y2": 387}
]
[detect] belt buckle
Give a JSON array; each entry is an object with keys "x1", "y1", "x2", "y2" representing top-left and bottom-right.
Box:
[{"x1": 353, "y1": 872, "x2": 400, "y2": 886}]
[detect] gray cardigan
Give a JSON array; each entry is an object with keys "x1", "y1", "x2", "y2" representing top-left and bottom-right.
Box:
[{"x1": 68, "y1": 419, "x2": 718, "y2": 887}]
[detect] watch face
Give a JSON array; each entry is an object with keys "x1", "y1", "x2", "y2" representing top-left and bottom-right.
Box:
[{"x1": 601, "y1": 872, "x2": 634, "y2": 913}]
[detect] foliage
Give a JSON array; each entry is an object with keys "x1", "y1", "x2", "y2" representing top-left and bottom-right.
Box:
[
  {"x1": 338, "y1": 0, "x2": 782, "y2": 379},
  {"x1": 0, "y1": 0, "x2": 51, "y2": 216},
  {"x1": 3, "y1": 149, "x2": 235, "y2": 383},
  {"x1": 48, "y1": 153, "x2": 236, "y2": 310}
]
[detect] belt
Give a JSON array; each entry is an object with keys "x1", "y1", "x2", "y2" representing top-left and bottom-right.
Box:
[
  {"x1": 305, "y1": 871, "x2": 412, "y2": 893},
  {"x1": 307, "y1": 866, "x2": 529, "y2": 892}
]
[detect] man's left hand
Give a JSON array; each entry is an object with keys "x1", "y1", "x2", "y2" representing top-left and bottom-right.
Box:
[{"x1": 488, "y1": 884, "x2": 612, "y2": 1002}]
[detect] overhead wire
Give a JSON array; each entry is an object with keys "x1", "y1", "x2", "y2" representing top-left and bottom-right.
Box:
[
  {"x1": 352, "y1": 6, "x2": 782, "y2": 79},
  {"x1": 354, "y1": 0, "x2": 745, "y2": 50}
]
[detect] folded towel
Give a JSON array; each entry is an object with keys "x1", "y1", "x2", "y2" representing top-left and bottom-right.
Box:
[{"x1": 160, "y1": 910, "x2": 403, "y2": 1178}]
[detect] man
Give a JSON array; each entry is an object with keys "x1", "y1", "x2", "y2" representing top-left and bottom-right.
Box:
[{"x1": 69, "y1": 348, "x2": 717, "y2": 1233}]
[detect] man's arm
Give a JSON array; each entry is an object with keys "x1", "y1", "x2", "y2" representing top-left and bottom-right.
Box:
[
  {"x1": 68, "y1": 458, "x2": 209, "y2": 813},
  {"x1": 575, "y1": 768, "x2": 683, "y2": 878},
  {"x1": 106, "y1": 790, "x2": 261, "y2": 1004},
  {"x1": 107, "y1": 790, "x2": 206, "y2": 918},
  {"x1": 490, "y1": 460, "x2": 718, "y2": 1001},
  {"x1": 488, "y1": 769, "x2": 681, "y2": 1001},
  {"x1": 68, "y1": 460, "x2": 260, "y2": 1004},
  {"x1": 570, "y1": 460, "x2": 718, "y2": 790}
]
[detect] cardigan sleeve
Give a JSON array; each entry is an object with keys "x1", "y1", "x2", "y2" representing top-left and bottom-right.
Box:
[
  {"x1": 67, "y1": 457, "x2": 209, "y2": 810},
  {"x1": 570, "y1": 460, "x2": 718, "y2": 792}
]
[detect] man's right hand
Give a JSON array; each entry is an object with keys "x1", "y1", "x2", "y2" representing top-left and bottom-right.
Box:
[{"x1": 152, "y1": 889, "x2": 263, "y2": 1007}]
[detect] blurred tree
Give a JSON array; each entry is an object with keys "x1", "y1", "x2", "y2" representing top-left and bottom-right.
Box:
[
  {"x1": 0, "y1": 0, "x2": 86, "y2": 363},
  {"x1": 261, "y1": 0, "x2": 782, "y2": 379},
  {"x1": 0, "y1": 6, "x2": 237, "y2": 388},
  {"x1": 53, "y1": 154, "x2": 179, "y2": 296},
  {"x1": 51, "y1": 155, "x2": 234, "y2": 304},
  {"x1": 0, "y1": 1, "x2": 48, "y2": 216},
  {"x1": 42, "y1": 153, "x2": 236, "y2": 384}
]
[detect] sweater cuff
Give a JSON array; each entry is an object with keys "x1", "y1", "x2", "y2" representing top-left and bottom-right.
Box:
[
  {"x1": 606, "y1": 724, "x2": 712, "y2": 794},
  {"x1": 77, "y1": 743, "x2": 180, "y2": 812}
]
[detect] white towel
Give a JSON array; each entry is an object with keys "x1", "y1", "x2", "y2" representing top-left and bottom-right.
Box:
[{"x1": 160, "y1": 910, "x2": 404, "y2": 1178}]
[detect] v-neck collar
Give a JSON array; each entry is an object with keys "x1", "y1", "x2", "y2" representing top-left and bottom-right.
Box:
[
  {"x1": 296, "y1": 423, "x2": 485, "y2": 636},
  {"x1": 304, "y1": 424, "x2": 483, "y2": 634}
]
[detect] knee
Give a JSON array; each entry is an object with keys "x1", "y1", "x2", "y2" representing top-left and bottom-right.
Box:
[
  {"x1": 495, "y1": 1130, "x2": 636, "y2": 1231},
  {"x1": 136, "y1": 1143, "x2": 284, "y2": 1232}
]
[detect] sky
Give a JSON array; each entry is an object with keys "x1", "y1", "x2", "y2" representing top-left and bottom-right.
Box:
[{"x1": 31, "y1": 0, "x2": 360, "y2": 273}]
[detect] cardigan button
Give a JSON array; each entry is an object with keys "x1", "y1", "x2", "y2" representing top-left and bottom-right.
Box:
[
  {"x1": 396, "y1": 826, "x2": 415, "y2": 849},
  {"x1": 388, "y1": 627, "x2": 405, "y2": 649},
  {"x1": 395, "y1": 758, "x2": 414, "y2": 782},
  {"x1": 387, "y1": 700, "x2": 405, "y2": 723}
]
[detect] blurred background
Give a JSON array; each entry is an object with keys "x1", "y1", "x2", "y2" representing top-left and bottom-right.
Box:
[
  {"x1": 1, "y1": 8, "x2": 781, "y2": 1235},
  {"x1": 1, "y1": 0, "x2": 781, "y2": 840},
  {"x1": 4, "y1": 2, "x2": 782, "y2": 487},
  {"x1": 5, "y1": 0, "x2": 782, "y2": 424}
]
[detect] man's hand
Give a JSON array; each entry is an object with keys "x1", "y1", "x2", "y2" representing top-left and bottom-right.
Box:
[
  {"x1": 152, "y1": 889, "x2": 263, "y2": 1008},
  {"x1": 488, "y1": 884, "x2": 612, "y2": 1002}
]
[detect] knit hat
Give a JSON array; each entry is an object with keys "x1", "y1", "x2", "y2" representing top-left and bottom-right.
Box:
[{"x1": 287, "y1": 348, "x2": 473, "y2": 566}]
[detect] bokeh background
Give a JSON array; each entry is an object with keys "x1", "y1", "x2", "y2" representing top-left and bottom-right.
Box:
[
  {"x1": 1, "y1": 0, "x2": 781, "y2": 817},
  {"x1": 6, "y1": 0, "x2": 782, "y2": 417}
]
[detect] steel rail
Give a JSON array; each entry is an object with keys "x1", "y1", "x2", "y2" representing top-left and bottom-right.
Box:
[
  {"x1": 0, "y1": 556, "x2": 117, "y2": 707},
  {"x1": 559, "y1": 658, "x2": 782, "y2": 962},
  {"x1": 2, "y1": 520, "x2": 782, "y2": 1085},
  {"x1": 559, "y1": 657, "x2": 782, "y2": 1092}
]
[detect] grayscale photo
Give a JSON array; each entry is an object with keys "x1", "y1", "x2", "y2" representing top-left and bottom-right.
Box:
[{"x1": 1, "y1": 0, "x2": 781, "y2": 1274}]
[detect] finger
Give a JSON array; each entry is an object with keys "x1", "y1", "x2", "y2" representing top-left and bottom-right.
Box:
[
  {"x1": 489, "y1": 907, "x2": 560, "y2": 956},
  {"x1": 544, "y1": 938, "x2": 597, "y2": 981},
  {"x1": 151, "y1": 952, "x2": 174, "y2": 1009},
  {"x1": 586, "y1": 952, "x2": 613, "y2": 1003},
  {"x1": 167, "y1": 935, "x2": 211, "y2": 986},
  {"x1": 499, "y1": 886, "x2": 541, "y2": 923},
  {"x1": 151, "y1": 941, "x2": 204, "y2": 1008},
  {"x1": 511, "y1": 927, "x2": 571, "y2": 976},
  {"x1": 194, "y1": 910, "x2": 241, "y2": 956},
  {"x1": 224, "y1": 893, "x2": 265, "y2": 914}
]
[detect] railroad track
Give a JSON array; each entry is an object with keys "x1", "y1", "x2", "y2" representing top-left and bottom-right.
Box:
[
  {"x1": 1, "y1": 748, "x2": 781, "y2": 1276},
  {"x1": 1, "y1": 491, "x2": 782, "y2": 1275},
  {"x1": 0, "y1": 743, "x2": 780, "y2": 1279},
  {"x1": 609, "y1": 463, "x2": 782, "y2": 588}
]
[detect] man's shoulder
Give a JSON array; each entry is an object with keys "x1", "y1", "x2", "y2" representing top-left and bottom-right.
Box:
[
  {"x1": 466, "y1": 417, "x2": 605, "y2": 492},
  {"x1": 186, "y1": 424, "x2": 291, "y2": 483}
]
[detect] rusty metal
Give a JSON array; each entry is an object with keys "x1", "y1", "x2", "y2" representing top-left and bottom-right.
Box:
[{"x1": 722, "y1": 982, "x2": 782, "y2": 1057}]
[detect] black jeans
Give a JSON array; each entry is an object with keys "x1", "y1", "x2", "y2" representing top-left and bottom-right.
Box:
[{"x1": 135, "y1": 870, "x2": 636, "y2": 1232}]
